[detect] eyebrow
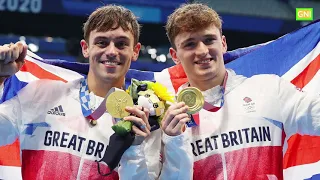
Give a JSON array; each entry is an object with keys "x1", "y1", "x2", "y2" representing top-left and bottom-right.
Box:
[
  {"x1": 203, "y1": 34, "x2": 218, "y2": 39},
  {"x1": 181, "y1": 34, "x2": 218, "y2": 45},
  {"x1": 181, "y1": 38, "x2": 195, "y2": 46},
  {"x1": 115, "y1": 36, "x2": 131, "y2": 41},
  {"x1": 93, "y1": 36, "x2": 131, "y2": 41}
]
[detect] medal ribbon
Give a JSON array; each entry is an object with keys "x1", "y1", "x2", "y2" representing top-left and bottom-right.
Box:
[
  {"x1": 79, "y1": 78, "x2": 121, "y2": 122},
  {"x1": 186, "y1": 71, "x2": 228, "y2": 127}
]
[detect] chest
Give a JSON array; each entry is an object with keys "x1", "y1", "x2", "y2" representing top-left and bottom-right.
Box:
[
  {"x1": 189, "y1": 91, "x2": 284, "y2": 160},
  {"x1": 19, "y1": 96, "x2": 115, "y2": 160}
]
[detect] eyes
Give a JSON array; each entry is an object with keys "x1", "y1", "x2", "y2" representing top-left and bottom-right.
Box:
[
  {"x1": 183, "y1": 37, "x2": 216, "y2": 49},
  {"x1": 204, "y1": 38, "x2": 215, "y2": 44},
  {"x1": 96, "y1": 41, "x2": 107, "y2": 47},
  {"x1": 184, "y1": 42, "x2": 196, "y2": 48},
  {"x1": 115, "y1": 41, "x2": 129, "y2": 49},
  {"x1": 95, "y1": 40, "x2": 129, "y2": 49}
]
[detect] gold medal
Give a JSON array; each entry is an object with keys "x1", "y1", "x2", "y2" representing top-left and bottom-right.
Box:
[
  {"x1": 106, "y1": 91, "x2": 134, "y2": 118},
  {"x1": 177, "y1": 87, "x2": 204, "y2": 114}
]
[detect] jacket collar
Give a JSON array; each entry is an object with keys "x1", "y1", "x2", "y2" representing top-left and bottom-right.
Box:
[{"x1": 178, "y1": 69, "x2": 247, "y2": 104}]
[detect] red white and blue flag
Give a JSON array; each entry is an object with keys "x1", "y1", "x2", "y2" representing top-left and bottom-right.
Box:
[{"x1": 0, "y1": 20, "x2": 319, "y2": 179}]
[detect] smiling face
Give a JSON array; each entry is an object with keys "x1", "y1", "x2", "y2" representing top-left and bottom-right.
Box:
[
  {"x1": 166, "y1": 3, "x2": 227, "y2": 89},
  {"x1": 170, "y1": 24, "x2": 227, "y2": 84},
  {"x1": 80, "y1": 5, "x2": 141, "y2": 85},
  {"x1": 81, "y1": 27, "x2": 140, "y2": 84}
]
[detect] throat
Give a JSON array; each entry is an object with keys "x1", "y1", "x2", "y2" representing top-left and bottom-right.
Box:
[
  {"x1": 86, "y1": 72, "x2": 124, "y2": 97},
  {"x1": 189, "y1": 70, "x2": 226, "y2": 91}
]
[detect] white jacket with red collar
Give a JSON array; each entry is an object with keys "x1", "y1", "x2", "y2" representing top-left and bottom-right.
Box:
[{"x1": 174, "y1": 69, "x2": 320, "y2": 180}]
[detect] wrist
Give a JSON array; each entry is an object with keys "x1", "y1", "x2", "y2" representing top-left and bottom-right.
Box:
[{"x1": 162, "y1": 129, "x2": 190, "y2": 146}]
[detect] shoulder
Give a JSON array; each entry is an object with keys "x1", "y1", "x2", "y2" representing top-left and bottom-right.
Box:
[
  {"x1": 249, "y1": 74, "x2": 281, "y2": 83},
  {"x1": 235, "y1": 74, "x2": 282, "y2": 95},
  {"x1": 245, "y1": 74, "x2": 282, "y2": 88},
  {"x1": 29, "y1": 78, "x2": 80, "y2": 91},
  {"x1": 19, "y1": 78, "x2": 82, "y2": 102}
]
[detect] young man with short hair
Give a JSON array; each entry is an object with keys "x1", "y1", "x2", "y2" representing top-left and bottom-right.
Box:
[
  {"x1": 0, "y1": 5, "x2": 184, "y2": 180},
  {"x1": 161, "y1": 3, "x2": 320, "y2": 179}
]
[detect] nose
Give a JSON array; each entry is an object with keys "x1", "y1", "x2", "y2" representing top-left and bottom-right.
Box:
[
  {"x1": 195, "y1": 42, "x2": 208, "y2": 58},
  {"x1": 105, "y1": 42, "x2": 117, "y2": 59}
]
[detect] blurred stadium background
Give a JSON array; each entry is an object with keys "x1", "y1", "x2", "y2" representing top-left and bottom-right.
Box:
[{"x1": 0, "y1": 0, "x2": 318, "y2": 71}]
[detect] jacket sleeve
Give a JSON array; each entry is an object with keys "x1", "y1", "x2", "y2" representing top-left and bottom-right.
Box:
[
  {"x1": 278, "y1": 77, "x2": 320, "y2": 137},
  {"x1": 0, "y1": 80, "x2": 38, "y2": 147},
  {"x1": 0, "y1": 92, "x2": 21, "y2": 146},
  {"x1": 0, "y1": 82, "x2": 3, "y2": 99},
  {"x1": 159, "y1": 130, "x2": 193, "y2": 180},
  {"x1": 118, "y1": 129, "x2": 162, "y2": 180}
]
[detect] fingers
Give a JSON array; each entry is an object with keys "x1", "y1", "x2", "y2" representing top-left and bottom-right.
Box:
[
  {"x1": 0, "y1": 44, "x2": 11, "y2": 63},
  {"x1": 124, "y1": 106, "x2": 151, "y2": 137},
  {"x1": 125, "y1": 106, "x2": 150, "y2": 126},
  {"x1": 125, "y1": 106, "x2": 146, "y2": 120},
  {"x1": 132, "y1": 125, "x2": 149, "y2": 137},
  {"x1": 0, "y1": 41, "x2": 27, "y2": 64},
  {"x1": 166, "y1": 113, "x2": 190, "y2": 130},
  {"x1": 16, "y1": 42, "x2": 28, "y2": 62},
  {"x1": 0, "y1": 42, "x2": 26, "y2": 76},
  {"x1": 3, "y1": 44, "x2": 13, "y2": 64},
  {"x1": 15, "y1": 59, "x2": 25, "y2": 71},
  {"x1": 162, "y1": 115, "x2": 190, "y2": 136},
  {"x1": 12, "y1": 43, "x2": 20, "y2": 62},
  {"x1": 172, "y1": 116, "x2": 190, "y2": 133},
  {"x1": 124, "y1": 116, "x2": 150, "y2": 137},
  {"x1": 161, "y1": 102, "x2": 190, "y2": 136},
  {"x1": 162, "y1": 102, "x2": 188, "y2": 129},
  {"x1": 140, "y1": 106, "x2": 151, "y2": 130},
  {"x1": 141, "y1": 106, "x2": 150, "y2": 121}
]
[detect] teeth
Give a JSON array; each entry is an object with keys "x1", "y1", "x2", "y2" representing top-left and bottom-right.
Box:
[
  {"x1": 101, "y1": 61, "x2": 120, "y2": 65},
  {"x1": 197, "y1": 59, "x2": 211, "y2": 64}
]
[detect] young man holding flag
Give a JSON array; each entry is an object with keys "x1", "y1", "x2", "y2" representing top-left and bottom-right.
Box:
[
  {"x1": 0, "y1": 4, "x2": 187, "y2": 180},
  {"x1": 160, "y1": 3, "x2": 320, "y2": 179}
]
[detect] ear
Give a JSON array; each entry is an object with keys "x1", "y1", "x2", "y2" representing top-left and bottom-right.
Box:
[
  {"x1": 221, "y1": 35, "x2": 228, "y2": 53},
  {"x1": 169, "y1": 47, "x2": 180, "y2": 64},
  {"x1": 80, "y1": 39, "x2": 89, "y2": 58},
  {"x1": 132, "y1": 43, "x2": 141, "y2": 62}
]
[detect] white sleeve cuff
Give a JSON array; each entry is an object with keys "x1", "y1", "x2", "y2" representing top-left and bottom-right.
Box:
[{"x1": 162, "y1": 130, "x2": 190, "y2": 147}]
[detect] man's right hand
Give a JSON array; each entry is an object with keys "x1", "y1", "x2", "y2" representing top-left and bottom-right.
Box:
[
  {"x1": 161, "y1": 102, "x2": 190, "y2": 136},
  {"x1": 0, "y1": 41, "x2": 28, "y2": 77}
]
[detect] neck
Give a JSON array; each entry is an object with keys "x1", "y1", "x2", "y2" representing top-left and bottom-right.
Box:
[
  {"x1": 87, "y1": 71, "x2": 124, "y2": 97},
  {"x1": 189, "y1": 68, "x2": 226, "y2": 91}
]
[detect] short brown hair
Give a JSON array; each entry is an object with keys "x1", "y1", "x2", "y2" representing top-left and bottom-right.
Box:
[
  {"x1": 83, "y1": 5, "x2": 141, "y2": 45},
  {"x1": 166, "y1": 3, "x2": 222, "y2": 48}
]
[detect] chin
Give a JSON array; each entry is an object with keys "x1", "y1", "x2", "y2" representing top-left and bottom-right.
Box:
[
  {"x1": 96, "y1": 73, "x2": 115, "y2": 81},
  {"x1": 199, "y1": 68, "x2": 216, "y2": 76}
]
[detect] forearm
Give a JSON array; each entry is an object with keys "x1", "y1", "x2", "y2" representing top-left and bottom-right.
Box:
[
  {"x1": 119, "y1": 145, "x2": 150, "y2": 180},
  {"x1": 119, "y1": 129, "x2": 162, "y2": 180},
  {"x1": 159, "y1": 131, "x2": 193, "y2": 180},
  {"x1": 0, "y1": 114, "x2": 19, "y2": 147},
  {"x1": 0, "y1": 93, "x2": 22, "y2": 147}
]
